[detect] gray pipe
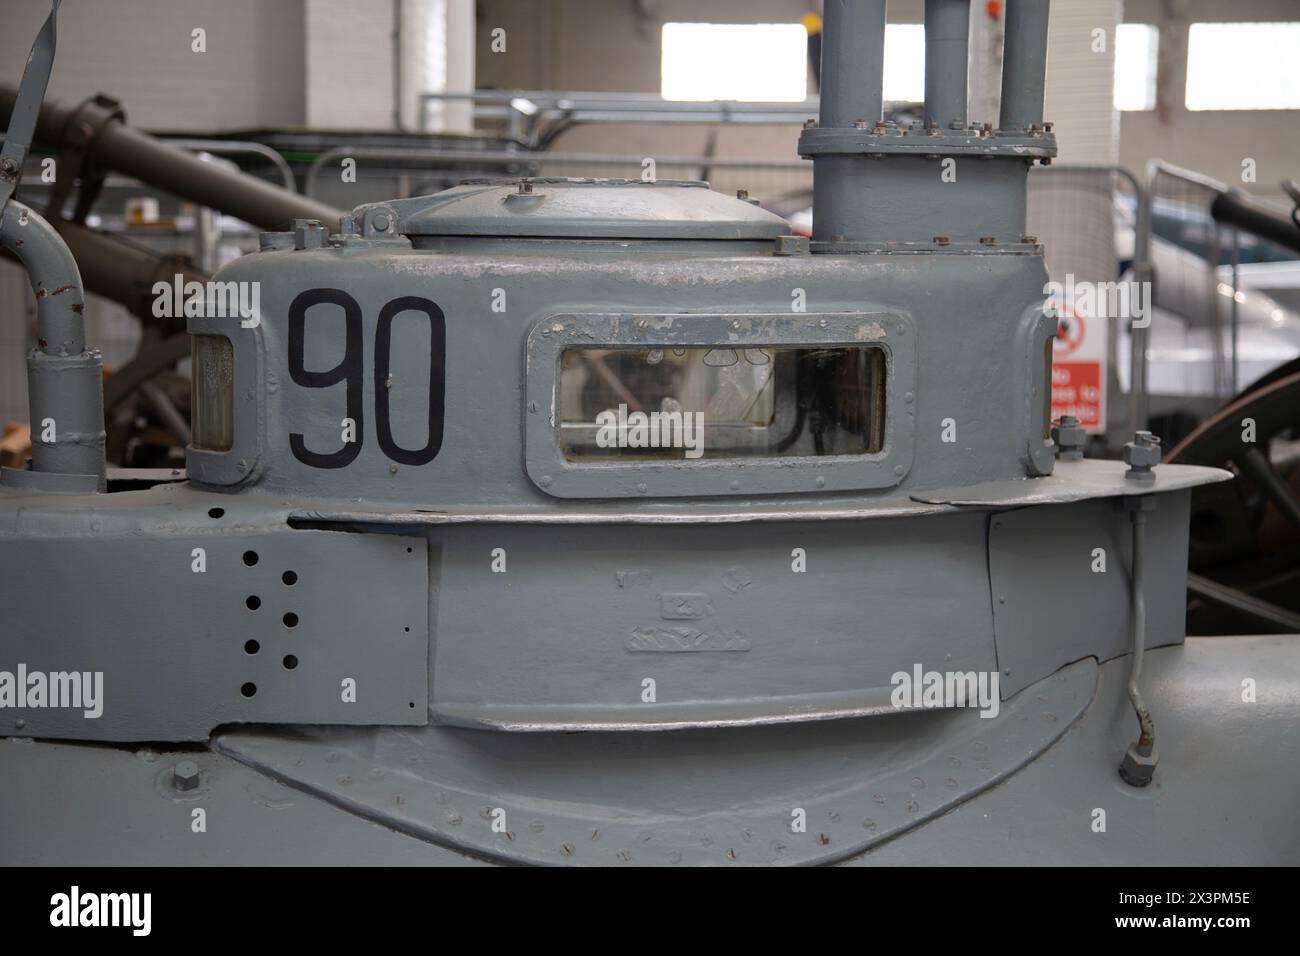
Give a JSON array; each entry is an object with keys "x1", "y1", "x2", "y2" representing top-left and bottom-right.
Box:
[
  {"x1": 0, "y1": 89, "x2": 343, "y2": 231},
  {"x1": 0, "y1": 199, "x2": 104, "y2": 480},
  {"x1": 999, "y1": 0, "x2": 1050, "y2": 131},
  {"x1": 924, "y1": 0, "x2": 970, "y2": 130},
  {"x1": 818, "y1": 0, "x2": 888, "y2": 129}
]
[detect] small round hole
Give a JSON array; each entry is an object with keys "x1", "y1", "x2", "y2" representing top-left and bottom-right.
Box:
[
  {"x1": 240, "y1": 682, "x2": 257, "y2": 698},
  {"x1": 283, "y1": 612, "x2": 298, "y2": 628},
  {"x1": 409, "y1": 701, "x2": 416, "y2": 708},
  {"x1": 246, "y1": 595, "x2": 261, "y2": 611},
  {"x1": 282, "y1": 570, "x2": 297, "y2": 586},
  {"x1": 243, "y1": 550, "x2": 259, "y2": 567},
  {"x1": 403, "y1": 626, "x2": 410, "y2": 633},
  {"x1": 283, "y1": 654, "x2": 298, "y2": 670},
  {"x1": 244, "y1": 639, "x2": 260, "y2": 655},
  {"x1": 208, "y1": 507, "x2": 225, "y2": 519},
  {"x1": 406, "y1": 547, "x2": 413, "y2": 553}
]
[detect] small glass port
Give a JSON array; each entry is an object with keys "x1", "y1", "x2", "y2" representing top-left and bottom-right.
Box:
[{"x1": 191, "y1": 334, "x2": 234, "y2": 452}]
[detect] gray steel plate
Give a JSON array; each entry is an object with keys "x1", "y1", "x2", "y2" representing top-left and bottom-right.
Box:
[{"x1": 214, "y1": 659, "x2": 1095, "y2": 866}]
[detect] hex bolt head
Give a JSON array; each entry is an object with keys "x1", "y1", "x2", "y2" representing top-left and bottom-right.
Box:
[
  {"x1": 0, "y1": 157, "x2": 17, "y2": 175},
  {"x1": 1052, "y1": 415, "x2": 1086, "y2": 461},
  {"x1": 1118, "y1": 743, "x2": 1158, "y2": 787},
  {"x1": 1124, "y1": 430, "x2": 1162, "y2": 479},
  {"x1": 172, "y1": 760, "x2": 200, "y2": 792}
]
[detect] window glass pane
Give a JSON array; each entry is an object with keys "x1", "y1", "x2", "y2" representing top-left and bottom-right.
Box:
[
  {"x1": 660, "y1": 23, "x2": 807, "y2": 102},
  {"x1": 1115, "y1": 23, "x2": 1158, "y2": 111},
  {"x1": 191, "y1": 334, "x2": 234, "y2": 452},
  {"x1": 559, "y1": 346, "x2": 886, "y2": 461},
  {"x1": 1186, "y1": 22, "x2": 1300, "y2": 110},
  {"x1": 883, "y1": 24, "x2": 925, "y2": 103}
]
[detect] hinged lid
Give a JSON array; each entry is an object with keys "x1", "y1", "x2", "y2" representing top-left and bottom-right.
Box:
[{"x1": 350, "y1": 177, "x2": 790, "y2": 240}]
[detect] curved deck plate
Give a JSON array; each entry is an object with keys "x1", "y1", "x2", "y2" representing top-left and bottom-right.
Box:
[
  {"x1": 911, "y1": 458, "x2": 1229, "y2": 507},
  {"x1": 215, "y1": 658, "x2": 1096, "y2": 866}
]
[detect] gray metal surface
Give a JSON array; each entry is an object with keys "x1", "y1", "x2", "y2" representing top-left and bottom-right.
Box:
[
  {"x1": 923, "y1": 0, "x2": 971, "y2": 131},
  {"x1": 425, "y1": 513, "x2": 994, "y2": 731},
  {"x1": 0, "y1": 87, "x2": 343, "y2": 230},
  {"x1": 855, "y1": 636, "x2": 1300, "y2": 865},
  {"x1": 0, "y1": 737, "x2": 483, "y2": 865},
  {"x1": 0, "y1": 490, "x2": 427, "y2": 740},
  {"x1": 0, "y1": 1, "x2": 57, "y2": 208},
  {"x1": 819, "y1": 0, "x2": 887, "y2": 129},
  {"x1": 3, "y1": 639, "x2": 1296, "y2": 865},
  {"x1": 190, "y1": 242, "x2": 1062, "y2": 504},
  {"x1": 0, "y1": 201, "x2": 104, "y2": 485},
  {"x1": 359, "y1": 178, "x2": 790, "y2": 240},
  {"x1": 999, "y1": 0, "x2": 1051, "y2": 132},
  {"x1": 989, "y1": 492, "x2": 1192, "y2": 696},
  {"x1": 2, "y1": 0, "x2": 1289, "y2": 868},
  {"x1": 214, "y1": 659, "x2": 1094, "y2": 866}
]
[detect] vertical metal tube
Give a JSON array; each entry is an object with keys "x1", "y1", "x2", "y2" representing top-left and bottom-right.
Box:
[
  {"x1": 924, "y1": 0, "x2": 970, "y2": 129},
  {"x1": 818, "y1": 0, "x2": 888, "y2": 129},
  {"x1": 999, "y1": 0, "x2": 1050, "y2": 131},
  {"x1": 1130, "y1": 170, "x2": 1154, "y2": 434},
  {"x1": 0, "y1": 199, "x2": 105, "y2": 481}
]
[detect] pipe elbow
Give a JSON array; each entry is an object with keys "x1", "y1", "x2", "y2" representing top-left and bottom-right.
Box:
[{"x1": 0, "y1": 199, "x2": 87, "y2": 355}]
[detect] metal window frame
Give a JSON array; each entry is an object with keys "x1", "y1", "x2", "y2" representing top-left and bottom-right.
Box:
[{"x1": 524, "y1": 311, "x2": 916, "y2": 499}]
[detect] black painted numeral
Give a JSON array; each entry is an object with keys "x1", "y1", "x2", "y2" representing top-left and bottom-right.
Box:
[
  {"x1": 288, "y1": 290, "x2": 446, "y2": 470},
  {"x1": 375, "y1": 296, "x2": 446, "y2": 466},
  {"x1": 287, "y1": 289, "x2": 364, "y2": 469}
]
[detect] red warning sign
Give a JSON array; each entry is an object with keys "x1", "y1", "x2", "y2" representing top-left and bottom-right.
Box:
[{"x1": 1052, "y1": 361, "x2": 1103, "y2": 429}]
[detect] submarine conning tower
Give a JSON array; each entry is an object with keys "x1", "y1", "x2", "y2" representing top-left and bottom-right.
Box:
[
  {"x1": 0, "y1": 0, "x2": 1237, "y2": 864},
  {"x1": 803, "y1": 0, "x2": 1055, "y2": 250}
]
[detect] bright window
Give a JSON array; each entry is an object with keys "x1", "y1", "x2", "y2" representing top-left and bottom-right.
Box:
[
  {"x1": 1114, "y1": 24, "x2": 1158, "y2": 111},
  {"x1": 883, "y1": 24, "x2": 925, "y2": 102},
  {"x1": 1186, "y1": 22, "x2": 1300, "y2": 110},
  {"x1": 660, "y1": 23, "x2": 807, "y2": 101}
]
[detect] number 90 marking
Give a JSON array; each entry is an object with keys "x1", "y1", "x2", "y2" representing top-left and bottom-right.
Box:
[{"x1": 287, "y1": 288, "x2": 445, "y2": 469}]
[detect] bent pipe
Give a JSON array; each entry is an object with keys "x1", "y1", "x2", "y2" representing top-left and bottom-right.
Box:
[
  {"x1": 0, "y1": 199, "x2": 104, "y2": 481},
  {"x1": 0, "y1": 88, "x2": 344, "y2": 231},
  {"x1": 1210, "y1": 188, "x2": 1300, "y2": 256},
  {"x1": 3, "y1": 219, "x2": 200, "y2": 331}
]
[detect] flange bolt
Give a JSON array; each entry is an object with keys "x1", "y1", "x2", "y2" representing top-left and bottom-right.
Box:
[
  {"x1": 1123, "y1": 431, "x2": 1161, "y2": 481},
  {"x1": 172, "y1": 760, "x2": 200, "y2": 792},
  {"x1": 1052, "y1": 415, "x2": 1086, "y2": 461}
]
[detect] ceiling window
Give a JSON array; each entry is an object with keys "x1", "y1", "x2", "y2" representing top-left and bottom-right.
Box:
[
  {"x1": 1114, "y1": 24, "x2": 1158, "y2": 111},
  {"x1": 1185, "y1": 22, "x2": 1300, "y2": 110},
  {"x1": 660, "y1": 22, "x2": 808, "y2": 101}
]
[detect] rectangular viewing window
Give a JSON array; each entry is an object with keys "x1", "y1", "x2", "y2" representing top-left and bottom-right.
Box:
[
  {"x1": 660, "y1": 23, "x2": 808, "y2": 102},
  {"x1": 558, "y1": 345, "x2": 885, "y2": 461},
  {"x1": 1186, "y1": 22, "x2": 1300, "y2": 111},
  {"x1": 191, "y1": 334, "x2": 234, "y2": 452},
  {"x1": 1114, "y1": 23, "x2": 1158, "y2": 111}
]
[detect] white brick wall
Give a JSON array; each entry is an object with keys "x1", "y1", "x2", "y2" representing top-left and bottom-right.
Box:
[{"x1": 0, "y1": 0, "x2": 306, "y2": 131}]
